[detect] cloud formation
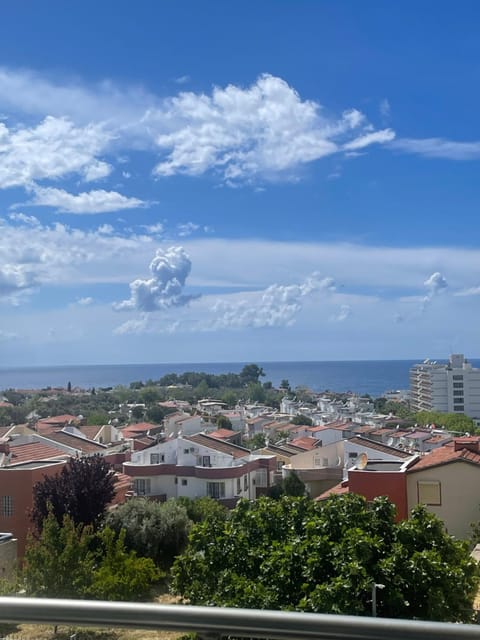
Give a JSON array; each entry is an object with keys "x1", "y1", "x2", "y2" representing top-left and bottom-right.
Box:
[
  {"x1": 422, "y1": 271, "x2": 448, "y2": 311},
  {"x1": 29, "y1": 185, "x2": 147, "y2": 214},
  {"x1": 390, "y1": 137, "x2": 480, "y2": 160},
  {"x1": 149, "y1": 74, "x2": 394, "y2": 182},
  {"x1": 114, "y1": 246, "x2": 195, "y2": 312}
]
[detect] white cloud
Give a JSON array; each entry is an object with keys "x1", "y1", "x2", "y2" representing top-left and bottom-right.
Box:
[
  {"x1": 8, "y1": 212, "x2": 40, "y2": 226},
  {"x1": 149, "y1": 74, "x2": 395, "y2": 182},
  {"x1": 141, "y1": 222, "x2": 164, "y2": 235},
  {"x1": 114, "y1": 246, "x2": 195, "y2": 312},
  {"x1": 175, "y1": 75, "x2": 191, "y2": 85},
  {"x1": 390, "y1": 137, "x2": 480, "y2": 160},
  {"x1": 0, "y1": 329, "x2": 17, "y2": 341},
  {"x1": 0, "y1": 116, "x2": 111, "y2": 188},
  {"x1": 177, "y1": 222, "x2": 200, "y2": 237},
  {"x1": 82, "y1": 160, "x2": 112, "y2": 182},
  {"x1": 77, "y1": 297, "x2": 94, "y2": 306},
  {"x1": 29, "y1": 185, "x2": 147, "y2": 214},
  {"x1": 380, "y1": 98, "x2": 391, "y2": 120},
  {"x1": 205, "y1": 273, "x2": 335, "y2": 330},
  {"x1": 422, "y1": 271, "x2": 448, "y2": 311},
  {"x1": 455, "y1": 286, "x2": 480, "y2": 297},
  {"x1": 330, "y1": 304, "x2": 352, "y2": 322}
]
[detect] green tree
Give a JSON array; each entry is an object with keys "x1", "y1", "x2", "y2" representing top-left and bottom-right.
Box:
[
  {"x1": 246, "y1": 382, "x2": 266, "y2": 403},
  {"x1": 31, "y1": 456, "x2": 116, "y2": 531},
  {"x1": 245, "y1": 433, "x2": 266, "y2": 450},
  {"x1": 171, "y1": 494, "x2": 479, "y2": 622},
  {"x1": 291, "y1": 414, "x2": 313, "y2": 426},
  {"x1": 146, "y1": 405, "x2": 167, "y2": 423},
  {"x1": 131, "y1": 405, "x2": 145, "y2": 421},
  {"x1": 414, "y1": 410, "x2": 475, "y2": 432},
  {"x1": 279, "y1": 379, "x2": 291, "y2": 391},
  {"x1": 24, "y1": 513, "x2": 95, "y2": 598},
  {"x1": 105, "y1": 498, "x2": 191, "y2": 568},
  {"x1": 176, "y1": 496, "x2": 228, "y2": 524},
  {"x1": 216, "y1": 414, "x2": 233, "y2": 430},
  {"x1": 88, "y1": 528, "x2": 160, "y2": 601},
  {"x1": 86, "y1": 410, "x2": 110, "y2": 425},
  {"x1": 282, "y1": 471, "x2": 306, "y2": 497},
  {"x1": 240, "y1": 364, "x2": 265, "y2": 385}
]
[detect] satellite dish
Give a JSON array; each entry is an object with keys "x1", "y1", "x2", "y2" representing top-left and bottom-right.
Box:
[
  {"x1": 387, "y1": 437, "x2": 394, "y2": 446},
  {"x1": 357, "y1": 452, "x2": 368, "y2": 470}
]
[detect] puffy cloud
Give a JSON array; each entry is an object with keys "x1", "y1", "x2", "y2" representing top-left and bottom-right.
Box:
[
  {"x1": 29, "y1": 185, "x2": 147, "y2": 214},
  {"x1": 177, "y1": 222, "x2": 200, "y2": 237},
  {"x1": 77, "y1": 297, "x2": 94, "y2": 306},
  {"x1": 207, "y1": 273, "x2": 335, "y2": 330},
  {"x1": 0, "y1": 116, "x2": 111, "y2": 188},
  {"x1": 114, "y1": 246, "x2": 195, "y2": 312},
  {"x1": 422, "y1": 271, "x2": 448, "y2": 311},
  {"x1": 150, "y1": 74, "x2": 394, "y2": 182},
  {"x1": 8, "y1": 212, "x2": 40, "y2": 226}
]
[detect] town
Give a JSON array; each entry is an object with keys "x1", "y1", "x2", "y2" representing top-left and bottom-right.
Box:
[{"x1": 1, "y1": 355, "x2": 480, "y2": 584}]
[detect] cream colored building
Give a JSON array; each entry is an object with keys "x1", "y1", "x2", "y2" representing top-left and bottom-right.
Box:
[{"x1": 407, "y1": 438, "x2": 480, "y2": 539}]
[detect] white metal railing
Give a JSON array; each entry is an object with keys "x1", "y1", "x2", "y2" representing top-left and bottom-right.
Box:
[{"x1": 0, "y1": 597, "x2": 479, "y2": 639}]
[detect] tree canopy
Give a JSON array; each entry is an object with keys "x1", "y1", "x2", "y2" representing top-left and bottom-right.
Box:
[
  {"x1": 171, "y1": 494, "x2": 479, "y2": 622},
  {"x1": 31, "y1": 455, "x2": 116, "y2": 531}
]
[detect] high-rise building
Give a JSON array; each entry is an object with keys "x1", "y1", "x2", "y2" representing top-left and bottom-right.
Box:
[{"x1": 410, "y1": 354, "x2": 480, "y2": 419}]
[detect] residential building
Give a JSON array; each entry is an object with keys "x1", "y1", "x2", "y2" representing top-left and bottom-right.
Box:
[{"x1": 410, "y1": 354, "x2": 480, "y2": 418}]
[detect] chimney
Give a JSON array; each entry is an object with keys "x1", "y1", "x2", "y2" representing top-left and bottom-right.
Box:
[{"x1": 454, "y1": 437, "x2": 480, "y2": 454}]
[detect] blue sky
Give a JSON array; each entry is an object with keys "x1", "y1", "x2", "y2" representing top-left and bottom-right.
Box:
[{"x1": 1, "y1": 1, "x2": 480, "y2": 365}]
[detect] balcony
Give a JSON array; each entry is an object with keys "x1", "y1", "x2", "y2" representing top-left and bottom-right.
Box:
[{"x1": 0, "y1": 597, "x2": 479, "y2": 639}]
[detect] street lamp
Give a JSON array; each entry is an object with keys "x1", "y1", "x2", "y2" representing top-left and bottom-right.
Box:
[{"x1": 371, "y1": 583, "x2": 385, "y2": 617}]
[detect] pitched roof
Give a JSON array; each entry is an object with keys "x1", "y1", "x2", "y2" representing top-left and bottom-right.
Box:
[
  {"x1": 208, "y1": 428, "x2": 239, "y2": 440},
  {"x1": 9, "y1": 441, "x2": 67, "y2": 465},
  {"x1": 289, "y1": 436, "x2": 320, "y2": 450},
  {"x1": 37, "y1": 414, "x2": 78, "y2": 425},
  {"x1": 43, "y1": 431, "x2": 106, "y2": 454},
  {"x1": 185, "y1": 433, "x2": 250, "y2": 459},
  {"x1": 316, "y1": 480, "x2": 350, "y2": 500},
  {"x1": 408, "y1": 441, "x2": 480, "y2": 472},
  {"x1": 347, "y1": 436, "x2": 411, "y2": 459},
  {"x1": 122, "y1": 422, "x2": 156, "y2": 437},
  {"x1": 78, "y1": 425, "x2": 102, "y2": 440}
]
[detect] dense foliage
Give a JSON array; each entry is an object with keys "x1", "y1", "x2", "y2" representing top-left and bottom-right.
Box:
[
  {"x1": 31, "y1": 456, "x2": 116, "y2": 531},
  {"x1": 171, "y1": 494, "x2": 479, "y2": 622},
  {"x1": 24, "y1": 513, "x2": 160, "y2": 600}
]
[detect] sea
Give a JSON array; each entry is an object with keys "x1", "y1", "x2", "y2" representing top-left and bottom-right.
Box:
[{"x1": 1, "y1": 359, "x2": 478, "y2": 397}]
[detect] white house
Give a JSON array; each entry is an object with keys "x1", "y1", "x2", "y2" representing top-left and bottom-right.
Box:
[{"x1": 122, "y1": 433, "x2": 276, "y2": 504}]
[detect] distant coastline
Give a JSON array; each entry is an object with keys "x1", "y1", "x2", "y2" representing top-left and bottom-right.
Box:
[{"x1": 3, "y1": 359, "x2": 476, "y2": 397}]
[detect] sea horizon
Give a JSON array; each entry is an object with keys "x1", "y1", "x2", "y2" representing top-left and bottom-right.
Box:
[{"x1": 2, "y1": 358, "x2": 479, "y2": 397}]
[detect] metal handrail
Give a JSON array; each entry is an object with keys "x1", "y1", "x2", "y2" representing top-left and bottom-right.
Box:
[{"x1": 0, "y1": 597, "x2": 479, "y2": 640}]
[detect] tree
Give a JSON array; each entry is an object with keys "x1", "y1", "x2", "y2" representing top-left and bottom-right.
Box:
[
  {"x1": 146, "y1": 405, "x2": 167, "y2": 423},
  {"x1": 245, "y1": 433, "x2": 266, "y2": 450},
  {"x1": 31, "y1": 456, "x2": 116, "y2": 531},
  {"x1": 67, "y1": 381, "x2": 72, "y2": 393},
  {"x1": 176, "y1": 496, "x2": 228, "y2": 524},
  {"x1": 240, "y1": 364, "x2": 265, "y2": 385},
  {"x1": 291, "y1": 414, "x2": 313, "y2": 426},
  {"x1": 24, "y1": 513, "x2": 95, "y2": 598},
  {"x1": 246, "y1": 382, "x2": 266, "y2": 403},
  {"x1": 279, "y1": 379, "x2": 291, "y2": 391},
  {"x1": 282, "y1": 471, "x2": 306, "y2": 497},
  {"x1": 171, "y1": 494, "x2": 479, "y2": 622},
  {"x1": 86, "y1": 410, "x2": 109, "y2": 425},
  {"x1": 88, "y1": 527, "x2": 160, "y2": 601},
  {"x1": 24, "y1": 513, "x2": 159, "y2": 602},
  {"x1": 131, "y1": 405, "x2": 145, "y2": 421},
  {"x1": 105, "y1": 498, "x2": 191, "y2": 568},
  {"x1": 216, "y1": 414, "x2": 233, "y2": 430}
]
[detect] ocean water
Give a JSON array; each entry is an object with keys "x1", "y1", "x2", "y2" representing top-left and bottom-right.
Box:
[
  {"x1": 1, "y1": 359, "x2": 478, "y2": 397},
  {"x1": 1, "y1": 359, "x2": 474, "y2": 397}
]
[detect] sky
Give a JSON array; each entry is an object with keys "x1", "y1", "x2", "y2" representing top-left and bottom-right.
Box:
[{"x1": 1, "y1": 1, "x2": 480, "y2": 366}]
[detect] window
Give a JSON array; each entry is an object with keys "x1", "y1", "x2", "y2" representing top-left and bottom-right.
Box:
[
  {"x1": 207, "y1": 482, "x2": 225, "y2": 499},
  {"x1": 323, "y1": 457, "x2": 329, "y2": 467},
  {"x1": 276, "y1": 461, "x2": 284, "y2": 471},
  {"x1": 181, "y1": 478, "x2": 188, "y2": 486},
  {"x1": 453, "y1": 375, "x2": 464, "y2": 380},
  {"x1": 236, "y1": 477, "x2": 241, "y2": 494},
  {"x1": 174, "y1": 477, "x2": 178, "y2": 484},
  {"x1": 453, "y1": 389, "x2": 464, "y2": 397},
  {"x1": 202, "y1": 455, "x2": 211, "y2": 467},
  {"x1": 255, "y1": 469, "x2": 267, "y2": 487},
  {"x1": 0, "y1": 496, "x2": 13, "y2": 517},
  {"x1": 183, "y1": 448, "x2": 190, "y2": 454},
  {"x1": 417, "y1": 481, "x2": 441, "y2": 505},
  {"x1": 134, "y1": 479, "x2": 150, "y2": 496},
  {"x1": 348, "y1": 451, "x2": 357, "y2": 459},
  {"x1": 244, "y1": 475, "x2": 249, "y2": 490},
  {"x1": 454, "y1": 405, "x2": 464, "y2": 412},
  {"x1": 150, "y1": 453, "x2": 164, "y2": 464},
  {"x1": 453, "y1": 382, "x2": 464, "y2": 389}
]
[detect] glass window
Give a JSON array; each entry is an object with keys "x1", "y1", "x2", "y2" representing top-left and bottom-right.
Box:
[
  {"x1": 150, "y1": 453, "x2": 164, "y2": 464},
  {"x1": 453, "y1": 375, "x2": 464, "y2": 380},
  {"x1": 255, "y1": 469, "x2": 267, "y2": 487},
  {"x1": 417, "y1": 481, "x2": 441, "y2": 505},
  {"x1": 181, "y1": 478, "x2": 187, "y2": 486},
  {"x1": 207, "y1": 482, "x2": 225, "y2": 498},
  {"x1": 453, "y1": 382, "x2": 464, "y2": 389},
  {"x1": 236, "y1": 477, "x2": 241, "y2": 494},
  {"x1": 134, "y1": 479, "x2": 150, "y2": 496},
  {"x1": 0, "y1": 496, "x2": 13, "y2": 517}
]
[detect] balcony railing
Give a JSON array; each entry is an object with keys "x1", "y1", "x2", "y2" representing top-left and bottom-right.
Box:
[{"x1": 0, "y1": 597, "x2": 479, "y2": 640}]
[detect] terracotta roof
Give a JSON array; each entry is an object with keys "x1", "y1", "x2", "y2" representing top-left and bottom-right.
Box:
[
  {"x1": 0, "y1": 401, "x2": 13, "y2": 408},
  {"x1": 78, "y1": 425, "x2": 102, "y2": 440},
  {"x1": 122, "y1": 422, "x2": 156, "y2": 437},
  {"x1": 289, "y1": 436, "x2": 320, "y2": 450},
  {"x1": 208, "y1": 429, "x2": 239, "y2": 440},
  {"x1": 369, "y1": 428, "x2": 396, "y2": 436},
  {"x1": 37, "y1": 414, "x2": 78, "y2": 425},
  {"x1": 9, "y1": 441, "x2": 67, "y2": 465},
  {"x1": 316, "y1": 480, "x2": 349, "y2": 500},
  {"x1": 408, "y1": 441, "x2": 480, "y2": 472},
  {"x1": 0, "y1": 427, "x2": 12, "y2": 438},
  {"x1": 43, "y1": 431, "x2": 106, "y2": 454},
  {"x1": 351, "y1": 425, "x2": 376, "y2": 434},
  {"x1": 186, "y1": 433, "x2": 250, "y2": 459},
  {"x1": 347, "y1": 436, "x2": 411, "y2": 459}
]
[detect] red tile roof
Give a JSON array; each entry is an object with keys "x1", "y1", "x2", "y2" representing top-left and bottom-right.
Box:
[
  {"x1": 78, "y1": 425, "x2": 102, "y2": 440},
  {"x1": 37, "y1": 414, "x2": 78, "y2": 425},
  {"x1": 208, "y1": 429, "x2": 239, "y2": 440},
  {"x1": 9, "y1": 441, "x2": 67, "y2": 465},
  {"x1": 316, "y1": 480, "x2": 350, "y2": 500},
  {"x1": 43, "y1": 431, "x2": 106, "y2": 454},
  {"x1": 122, "y1": 422, "x2": 156, "y2": 437},
  {"x1": 408, "y1": 441, "x2": 480, "y2": 472},
  {"x1": 289, "y1": 436, "x2": 319, "y2": 450}
]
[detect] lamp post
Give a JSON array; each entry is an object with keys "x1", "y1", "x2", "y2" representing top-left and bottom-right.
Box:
[{"x1": 371, "y1": 583, "x2": 385, "y2": 617}]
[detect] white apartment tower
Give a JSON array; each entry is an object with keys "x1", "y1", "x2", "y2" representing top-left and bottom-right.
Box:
[{"x1": 410, "y1": 354, "x2": 480, "y2": 418}]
